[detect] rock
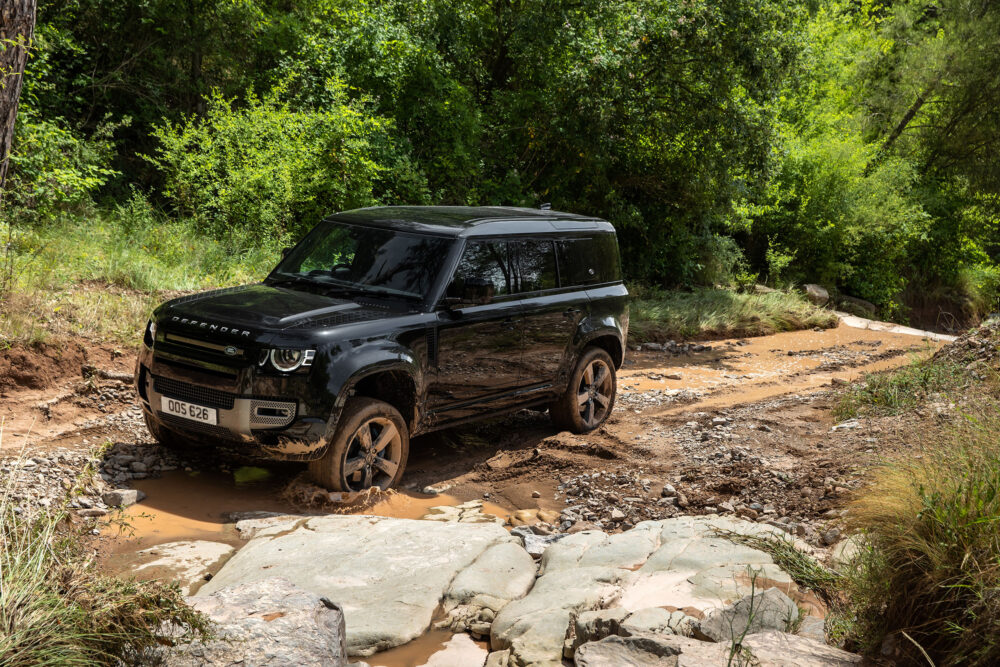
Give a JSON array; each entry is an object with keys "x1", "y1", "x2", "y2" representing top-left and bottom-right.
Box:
[
  {"x1": 838, "y1": 295, "x2": 878, "y2": 317},
  {"x1": 198, "y1": 514, "x2": 521, "y2": 657},
  {"x1": 574, "y1": 634, "x2": 681, "y2": 666},
  {"x1": 830, "y1": 535, "x2": 863, "y2": 568},
  {"x1": 661, "y1": 484, "x2": 676, "y2": 498},
  {"x1": 77, "y1": 508, "x2": 108, "y2": 517},
  {"x1": 696, "y1": 588, "x2": 799, "y2": 643},
  {"x1": 576, "y1": 632, "x2": 861, "y2": 667},
  {"x1": 611, "y1": 508, "x2": 626, "y2": 521},
  {"x1": 574, "y1": 608, "x2": 630, "y2": 649},
  {"x1": 641, "y1": 343, "x2": 665, "y2": 352},
  {"x1": 821, "y1": 528, "x2": 842, "y2": 546},
  {"x1": 130, "y1": 461, "x2": 148, "y2": 473},
  {"x1": 484, "y1": 649, "x2": 511, "y2": 667},
  {"x1": 102, "y1": 488, "x2": 142, "y2": 507},
  {"x1": 132, "y1": 541, "x2": 236, "y2": 595},
  {"x1": 421, "y1": 633, "x2": 488, "y2": 667},
  {"x1": 621, "y1": 607, "x2": 695, "y2": 638},
  {"x1": 162, "y1": 578, "x2": 348, "y2": 666},
  {"x1": 444, "y1": 541, "x2": 536, "y2": 613},
  {"x1": 234, "y1": 514, "x2": 306, "y2": 540},
  {"x1": 803, "y1": 284, "x2": 829, "y2": 306},
  {"x1": 797, "y1": 616, "x2": 826, "y2": 642},
  {"x1": 754, "y1": 284, "x2": 777, "y2": 294},
  {"x1": 511, "y1": 526, "x2": 566, "y2": 558},
  {"x1": 665, "y1": 373, "x2": 682, "y2": 381},
  {"x1": 531, "y1": 490, "x2": 541, "y2": 498}
]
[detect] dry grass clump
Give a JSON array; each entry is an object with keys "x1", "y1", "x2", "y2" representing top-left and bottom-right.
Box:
[
  {"x1": 629, "y1": 287, "x2": 838, "y2": 342},
  {"x1": 844, "y1": 405, "x2": 1000, "y2": 665}
]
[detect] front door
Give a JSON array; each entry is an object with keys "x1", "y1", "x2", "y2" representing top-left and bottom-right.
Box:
[{"x1": 427, "y1": 240, "x2": 525, "y2": 419}]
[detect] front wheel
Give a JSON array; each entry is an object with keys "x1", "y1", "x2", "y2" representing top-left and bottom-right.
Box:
[
  {"x1": 309, "y1": 398, "x2": 409, "y2": 492},
  {"x1": 143, "y1": 410, "x2": 190, "y2": 450},
  {"x1": 550, "y1": 347, "x2": 617, "y2": 433}
]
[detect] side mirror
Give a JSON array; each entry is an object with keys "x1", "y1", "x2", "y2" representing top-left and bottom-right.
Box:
[{"x1": 281, "y1": 247, "x2": 292, "y2": 258}]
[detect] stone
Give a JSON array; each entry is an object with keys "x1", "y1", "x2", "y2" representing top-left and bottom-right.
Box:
[
  {"x1": 102, "y1": 488, "x2": 141, "y2": 507},
  {"x1": 531, "y1": 490, "x2": 541, "y2": 498},
  {"x1": 641, "y1": 343, "x2": 665, "y2": 352},
  {"x1": 696, "y1": 587, "x2": 799, "y2": 643},
  {"x1": 511, "y1": 526, "x2": 566, "y2": 558},
  {"x1": 162, "y1": 578, "x2": 348, "y2": 666},
  {"x1": 621, "y1": 607, "x2": 695, "y2": 638},
  {"x1": 611, "y1": 508, "x2": 626, "y2": 521},
  {"x1": 130, "y1": 461, "x2": 148, "y2": 473},
  {"x1": 77, "y1": 508, "x2": 108, "y2": 517},
  {"x1": 573, "y1": 608, "x2": 630, "y2": 649},
  {"x1": 444, "y1": 541, "x2": 536, "y2": 613},
  {"x1": 422, "y1": 633, "x2": 488, "y2": 667},
  {"x1": 803, "y1": 284, "x2": 829, "y2": 306},
  {"x1": 821, "y1": 528, "x2": 842, "y2": 546},
  {"x1": 830, "y1": 535, "x2": 863, "y2": 568},
  {"x1": 743, "y1": 630, "x2": 861, "y2": 666},
  {"x1": 574, "y1": 634, "x2": 681, "y2": 666},
  {"x1": 132, "y1": 541, "x2": 236, "y2": 595},
  {"x1": 797, "y1": 615, "x2": 826, "y2": 642},
  {"x1": 199, "y1": 514, "x2": 520, "y2": 657},
  {"x1": 838, "y1": 295, "x2": 878, "y2": 317},
  {"x1": 484, "y1": 649, "x2": 510, "y2": 667}
]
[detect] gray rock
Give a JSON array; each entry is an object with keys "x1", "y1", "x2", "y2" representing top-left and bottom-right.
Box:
[
  {"x1": 510, "y1": 526, "x2": 566, "y2": 558},
  {"x1": 641, "y1": 342, "x2": 665, "y2": 351},
  {"x1": 444, "y1": 541, "x2": 536, "y2": 613},
  {"x1": 102, "y1": 488, "x2": 142, "y2": 507},
  {"x1": 742, "y1": 630, "x2": 861, "y2": 666},
  {"x1": 199, "y1": 514, "x2": 519, "y2": 657},
  {"x1": 821, "y1": 528, "x2": 842, "y2": 546},
  {"x1": 803, "y1": 284, "x2": 829, "y2": 306},
  {"x1": 132, "y1": 541, "x2": 235, "y2": 595},
  {"x1": 660, "y1": 483, "x2": 676, "y2": 498},
  {"x1": 575, "y1": 634, "x2": 681, "y2": 666},
  {"x1": 163, "y1": 578, "x2": 347, "y2": 666},
  {"x1": 696, "y1": 587, "x2": 799, "y2": 643},
  {"x1": 130, "y1": 461, "x2": 148, "y2": 473},
  {"x1": 574, "y1": 608, "x2": 630, "y2": 649},
  {"x1": 484, "y1": 649, "x2": 510, "y2": 667},
  {"x1": 622, "y1": 607, "x2": 695, "y2": 638},
  {"x1": 797, "y1": 616, "x2": 826, "y2": 642}
]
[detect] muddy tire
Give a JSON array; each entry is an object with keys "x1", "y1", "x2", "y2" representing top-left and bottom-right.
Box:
[
  {"x1": 551, "y1": 347, "x2": 617, "y2": 434},
  {"x1": 309, "y1": 398, "x2": 409, "y2": 492},
  {"x1": 143, "y1": 410, "x2": 189, "y2": 450}
]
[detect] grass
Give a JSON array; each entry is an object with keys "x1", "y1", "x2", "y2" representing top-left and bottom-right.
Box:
[
  {"x1": 0, "y1": 204, "x2": 277, "y2": 346},
  {"x1": 842, "y1": 402, "x2": 1000, "y2": 666},
  {"x1": 834, "y1": 355, "x2": 968, "y2": 419},
  {"x1": 629, "y1": 286, "x2": 839, "y2": 342},
  {"x1": 0, "y1": 429, "x2": 212, "y2": 665}
]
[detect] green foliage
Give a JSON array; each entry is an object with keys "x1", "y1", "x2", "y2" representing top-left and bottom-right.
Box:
[
  {"x1": 146, "y1": 88, "x2": 402, "y2": 245},
  {"x1": 845, "y1": 404, "x2": 1000, "y2": 665}
]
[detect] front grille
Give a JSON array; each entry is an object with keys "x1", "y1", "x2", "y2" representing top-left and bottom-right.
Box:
[
  {"x1": 159, "y1": 413, "x2": 242, "y2": 441},
  {"x1": 153, "y1": 376, "x2": 236, "y2": 409}
]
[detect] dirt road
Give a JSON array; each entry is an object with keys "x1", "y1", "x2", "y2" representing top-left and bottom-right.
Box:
[{"x1": 1, "y1": 318, "x2": 944, "y2": 551}]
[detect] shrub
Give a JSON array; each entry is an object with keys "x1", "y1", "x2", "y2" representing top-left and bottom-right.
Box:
[
  {"x1": 147, "y1": 85, "x2": 399, "y2": 246},
  {"x1": 845, "y1": 405, "x2": 1000, "y2": 665},
  {"x1": 835, "y1": 357, "x2": 965, "y2": 419}
]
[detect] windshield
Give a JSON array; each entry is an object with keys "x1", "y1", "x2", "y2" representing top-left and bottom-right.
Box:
[{"x1": 269, "y1": 222, "x2": 454, "y2": 301}]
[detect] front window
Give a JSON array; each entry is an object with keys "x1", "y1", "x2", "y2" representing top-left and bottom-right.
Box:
[{"x1": 270, "y1": 222, "x2": 454, "y2": 301}]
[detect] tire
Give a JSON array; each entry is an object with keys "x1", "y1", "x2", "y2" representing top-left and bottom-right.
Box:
[
  {"x1": 143, "y1": 409, "x2": 189, "y2": 450},
  {"x1": 309, "y1": 398, "x2": 409, "y2": 492},
  {"x1": 551, "y1": 347, "x2": 617, "y2": 434}
]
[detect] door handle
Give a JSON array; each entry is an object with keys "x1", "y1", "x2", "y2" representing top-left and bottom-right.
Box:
[{"x1": 563, "y1": 308, "x2": 581, "y2": 318}]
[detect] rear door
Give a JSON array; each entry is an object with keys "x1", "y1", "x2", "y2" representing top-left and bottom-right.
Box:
[
  {"x1": 517, "y1": 239, "x2": 585, "y2": 389},
  {"x1": 427, "y1": 240, "x2": 525, "y2": 416}
]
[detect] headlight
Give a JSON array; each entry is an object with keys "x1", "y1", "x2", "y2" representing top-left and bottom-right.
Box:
[
  {"x1": 268, "y1": 348, "x2": 315, "y2": 372},
  {"x1": 144, "y1": 319, "x2": 157, "y2": 347}
]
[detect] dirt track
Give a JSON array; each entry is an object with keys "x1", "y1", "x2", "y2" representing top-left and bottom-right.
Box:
[{"x1": 0, "y1": 318, "x2": 945, "y2": 550}]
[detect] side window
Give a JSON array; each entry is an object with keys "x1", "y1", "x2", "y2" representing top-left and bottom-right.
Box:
[
  {"x1": 446, "y1": 241, "x2": 513, "y2": 303},
  {"x1": 556, "y1": 235, "x2": 622, "y2": 286},
  {"x1": 515, "y1": 240, "x2": 557, "y2": 293}
]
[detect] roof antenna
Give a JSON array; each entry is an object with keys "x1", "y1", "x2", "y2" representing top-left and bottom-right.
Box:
[{"x1": 539, "y1": 202, "x2": 551, "y2": 210}]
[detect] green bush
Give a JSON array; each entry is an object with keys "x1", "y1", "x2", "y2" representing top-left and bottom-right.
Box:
[
  {"x1": 6, "y1": 112, "x2": 121, "y2": 219},
  {"x1": 147, "y1": 86, "x2": 400, "y2": 246},
  {"x1": 835, "y1": 356, "x2": 965, "y2": 419}
]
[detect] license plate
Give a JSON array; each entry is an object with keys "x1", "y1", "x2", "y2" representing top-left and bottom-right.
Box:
[{"x1": 162, "y1": 397, "x2": 217, "y2": 425}]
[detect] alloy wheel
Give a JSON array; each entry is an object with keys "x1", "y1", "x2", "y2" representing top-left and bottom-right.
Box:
[
  {"x1": 577, "y1": 358, "x2": 613, "y2": 428},
  {"x1": 341, "y1": 417, "x2": 403, "y2": 491}
]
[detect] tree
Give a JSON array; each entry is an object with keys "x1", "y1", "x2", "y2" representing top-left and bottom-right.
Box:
[{"x1": 0, "y1": 0, "x2": 36, "y2": 199}]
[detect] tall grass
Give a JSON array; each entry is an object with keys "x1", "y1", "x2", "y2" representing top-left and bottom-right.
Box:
[
  {"x1": 844, "y1": 405, "x2": 1000, "y2": 665},
  {"x1": 835, "y1": 356, "x2": 967, "y2": 419},
  {"x1": 629, "y1": 286, "x2": 838, "y2": 342},
  {"x1": 0, "y1": 426, "x2": 211, "y2": 664}
]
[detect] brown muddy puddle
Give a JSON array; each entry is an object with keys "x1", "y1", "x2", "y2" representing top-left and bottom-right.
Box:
[
  {"x1": 621, "y1": 321, "x2": 940, "y2": 409},
  {"x1": 369, "y1": 629, "x2": 489, "y2": 667}
]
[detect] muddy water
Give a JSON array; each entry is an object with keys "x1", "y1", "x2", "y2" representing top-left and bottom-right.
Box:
[
  {"x1": 368, "y1": 629, "x2": 489, "y2": 667},
  {"x1": 621, "y1": 321, "x2": 938, "y2": 410}
]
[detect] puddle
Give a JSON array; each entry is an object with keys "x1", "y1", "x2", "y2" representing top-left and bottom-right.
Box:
[
  {"x1": 368, "y1": 630, "x2": 489, "y2": 667},
  {"x1": 103, "y1": 467, "x2": 296, "y2": 550}
]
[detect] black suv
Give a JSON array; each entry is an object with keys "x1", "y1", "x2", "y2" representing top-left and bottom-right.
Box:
[{"x1": 135, "y1": 206, "x2": 628, "y2": 491}]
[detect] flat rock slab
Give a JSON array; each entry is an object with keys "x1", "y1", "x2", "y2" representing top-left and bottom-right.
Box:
[
  {"x1": 132, "y1": 540, "x2": 235, "y2": 595},
  {"x1": 493, "y1": 516, "x2": 815, "y2": 666},
  {"x1": 199, "y1": 514, "x2": 524, "y2": 657},
  {"x1": 163, "y1": 577, "x2": 348, "y2": 666}
]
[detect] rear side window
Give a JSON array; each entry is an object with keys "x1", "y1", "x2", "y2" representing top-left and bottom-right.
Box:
[
  {"x1": 556, "y1": 235, "x2": 622, "y2": 286},
  {"x1": 447, "y1": 241, "x2": 515, "y2": 300},
  {"x1": 514, "y1": 240, "x2": 557, "y2": 293}
]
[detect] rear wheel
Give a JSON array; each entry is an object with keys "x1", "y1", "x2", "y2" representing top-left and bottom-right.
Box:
[
  {"x1": 550, "y1": 347, "x2": 617, "y2": 433},
  {"x1": 309, "y1": 398, "x2": 409, "y2": 492}
]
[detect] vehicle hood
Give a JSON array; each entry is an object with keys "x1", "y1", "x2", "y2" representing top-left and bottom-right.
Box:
[{"x1": 155, "y1": 284, "x2": 388, "y2": 332}]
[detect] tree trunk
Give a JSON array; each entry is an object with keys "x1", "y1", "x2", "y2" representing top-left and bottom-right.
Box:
[{"x1": 0, "y1": 0, "x2": 37, "y2": 200}]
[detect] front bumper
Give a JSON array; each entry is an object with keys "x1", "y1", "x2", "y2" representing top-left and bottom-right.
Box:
[{"x1": 136, "y1": 356, "x2": 331, "y2": 461}]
